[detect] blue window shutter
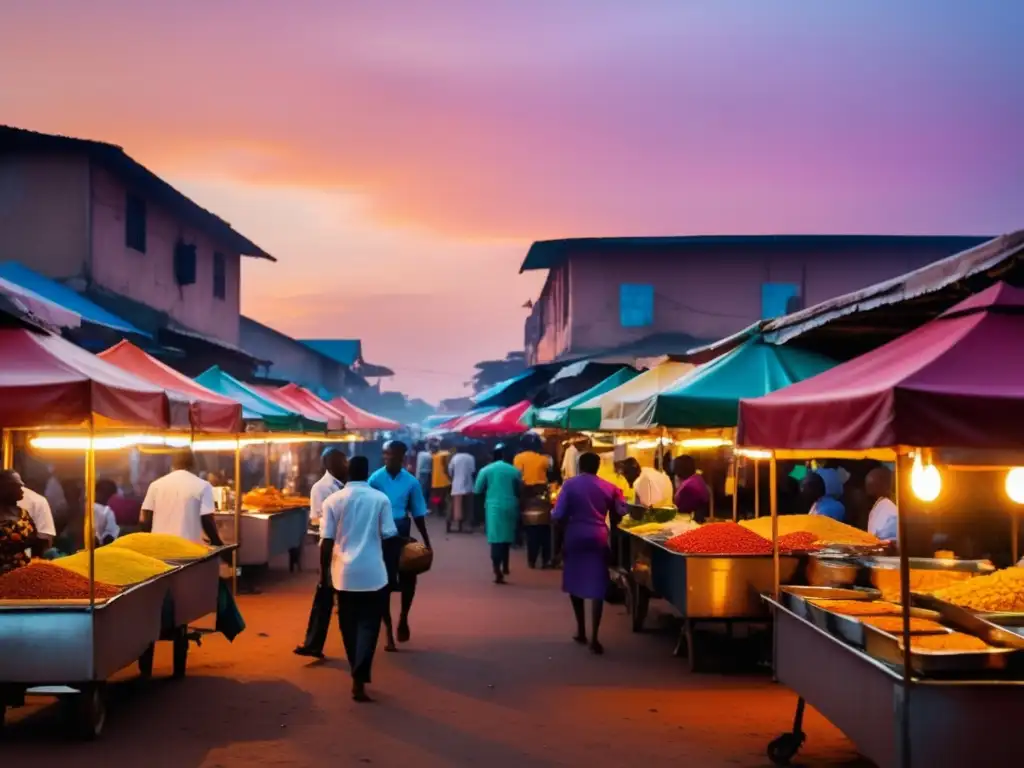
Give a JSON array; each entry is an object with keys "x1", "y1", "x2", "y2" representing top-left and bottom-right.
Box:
[
  {"x1": 761, "y1": 283, "x2": 800, "y2": 319},
  {"x1": 619, "y1": 284, "x2": 654, "y2": 327}
]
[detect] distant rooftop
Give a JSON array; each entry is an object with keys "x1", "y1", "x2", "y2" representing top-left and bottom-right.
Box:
[
  {"x1": 0, "y1": 125, "x2": 274, "y2": 261},
  {"x1": 301, "y1": 339, "x2": 394, "y2": 378},
  {"x1": 520, "y1": 235, "x2": 990, "y2": 272}
]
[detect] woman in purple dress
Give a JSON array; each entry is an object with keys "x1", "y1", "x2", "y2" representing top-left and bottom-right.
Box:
[{"x1": 552, "y1": 452, "x2": 625, "y2": 654}]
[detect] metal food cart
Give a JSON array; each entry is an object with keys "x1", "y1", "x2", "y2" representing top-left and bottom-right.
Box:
[{"x1": 213, "y1": 506, "x2": 309, "y2": 567}]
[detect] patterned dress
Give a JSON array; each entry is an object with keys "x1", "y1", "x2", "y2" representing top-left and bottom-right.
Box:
[{"x1": 0, "y1": 509, "x2": 37, "y2": 574}]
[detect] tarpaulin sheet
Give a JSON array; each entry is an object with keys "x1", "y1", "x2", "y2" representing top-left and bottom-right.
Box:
[
  {"x1": 0, "y1": 328, "x2": 169, "y2": 429},
  {"x1": 738, "y1": 282, "x2": 1024, "y2": 451},
  {"x1": 462, "y1": 400, "x2": 532, "y2": 438},
  {"x1": 99, "y1": 340, "x2": 242, "y2": 433},
  {"x1": 569, "y1": 362, "x2": 694, "y2": 431},
  {"x1": 195, "y1": 366, "x2": 314, "y2": 432},
  {"x1": 525, "y1": 368, "x2": 640, "y2": 429},
  {"x1": 637, "y1": 339, "x2": 836, "y2": 429},
  {"x1": 328, "y1": 397, "x2": 401, "y2": 431}
]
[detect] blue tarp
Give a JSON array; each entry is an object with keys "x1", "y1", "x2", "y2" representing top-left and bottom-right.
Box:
[{"x1": 0, "y1": 262, "x2": 149, "y2": 337}]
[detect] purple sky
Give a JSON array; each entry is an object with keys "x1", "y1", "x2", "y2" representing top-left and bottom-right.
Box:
[{"x1": 1, "y1": 2, "x2": 1022, "y2": 401}]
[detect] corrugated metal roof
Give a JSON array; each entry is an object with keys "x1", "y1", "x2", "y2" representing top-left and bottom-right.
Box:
[
  {"x1": 301, "y1": 339, "x2": 362, "y2": 366},
  {"x1": 520, "y1": 234, "x2": 990, "y2": 272}
]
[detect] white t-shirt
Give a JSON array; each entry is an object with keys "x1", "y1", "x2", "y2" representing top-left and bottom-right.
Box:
[
  {"x1": 142, "y1": 470, "x2": 215, "y2": 543},
  {"x1": 562, "y1": 444, "x2": 580, "y2": 479},
  {"x1": 19, "y1": 486, "x2": 56, "y2": 537},
  {"x1": 320, "y1": 481, "x2": 398, "y2": 592},
  {"x1": 309, "y1": 470, "x2": 344, "y2": 524},
  {"x1": 93, "y1": 503, "x2": 120, "y2": 542},
  {"x1": 634, "y1": 467, "x2": 674, "y2": 508},
  {"x1": 867, "y1": 497, "x2": 899, "y2": 541},
  {"x1": 448, "y1": 453, "x2": 476, "y2": 496}
]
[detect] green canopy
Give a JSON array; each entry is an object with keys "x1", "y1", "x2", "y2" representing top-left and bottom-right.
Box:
[
  {"x1": 524, "y1": 368, "x2": 640, "y2": 429},
  {"x1": 636, "y1": 339, "x2": 837, "y2": 429},
  {"x1": 194, "y1": 366, "x2": 323, "y2": 432}
]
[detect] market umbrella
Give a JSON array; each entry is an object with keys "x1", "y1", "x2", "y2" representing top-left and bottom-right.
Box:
[
  {"x1": 738, "y1": 282, "x2": 1024, "y2": 451},
  {"x1": 462, "y1": 400, "x2": 532, "y2": 438},
  {"x1": 634, "y1": 338, "x2": 836, "y2": 429},
  {"x1": 0, "y1": 327, "x2": 169, "y2": 429},
  {"x1": 328, "y1": 396, "x2": 401, "y2": 431},
  {"x1": 194, "y1": 366, "x2": 318, "y2": 432},
  {"x1": 525, "y1": 368, "x2": 640, "y2": 429},
  {"x1": 99, "y1": 340, "x2": 243, "y2": 433},
  {"x1": 569, "y1": 361, "x2": 694, "y2": 431}
]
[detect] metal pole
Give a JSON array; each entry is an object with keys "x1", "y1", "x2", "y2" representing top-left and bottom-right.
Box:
[
  {"x1": 895, "y1": 451, "x2": 912, "y2": 768},
  {"x1": 754, "y1": 458, "x2": 761, "y2": 518},
  {"x1": 233, "y1": 438, "x2": 242, "y2": 597},
  {"x1": 86, "y1": 422, "x2": 97, "y2": 678},
  {"x1": 770, "y1": 457, "x2": 779, "y2": 600},
  {"x1": 731, "y1": 456, "x2": 739, "y2": 522},
  {"x1": 1, "y1": 429, "x2": 11, "y2": 470},
  {"x1": 264, "y1": 442, "x2": 271, "y2": 488},
  {"x1": 1013, "y1": 506, "x2": 1019, "y2": 566}
]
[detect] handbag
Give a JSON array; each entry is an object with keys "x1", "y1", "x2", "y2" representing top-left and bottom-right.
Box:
[{"x1": 399, "y1": 539, "x2": 434, "y2": 575}]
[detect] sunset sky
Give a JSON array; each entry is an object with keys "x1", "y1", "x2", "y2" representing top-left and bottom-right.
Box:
[{"x1": 2, "y1": 2, "x2": 1022, "y2": 402}]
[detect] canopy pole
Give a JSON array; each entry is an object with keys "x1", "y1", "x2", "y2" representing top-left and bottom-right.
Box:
[
  {"x1": 895, "y1": 452, "x2": 912, "y2": 768},
  {"x1": 754, "y1": 458, "x2": 761, "y2": 519},
  {"x1": 1013, "y1": 507, "x2": 1019, "y2": 566},
  {"x1": 1, "y1": 429, "x2": 11, "y2": 470},
  {"x1": 264, "y1": 442, "x2": 272, "y2": 488},
  {"x1": 770, "y1": 457, "x2": 779, "y2": 601},
  {"x1": 731, "y1": 456, "x2": 739, "y2": 522},
  {"x1": 233, "y1": 438, "x2": 242, "y2": 597},
  {"x1": 86, "y1": 419, "x2": 97, "y2": 678}
]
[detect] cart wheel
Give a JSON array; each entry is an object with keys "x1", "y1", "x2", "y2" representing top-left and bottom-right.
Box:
[
  {"x1": 138, "y1": 642, "x2": 155, "y2": 679},
  {"x1": 766, "y1": 732, "x2": 804, "y2": 766},
  {"x1": 172, "y1": 628, "x2": 189, "y2": 679},
  {"x1": 63, "y1": 685, "x2": 107, "y2": 741}
]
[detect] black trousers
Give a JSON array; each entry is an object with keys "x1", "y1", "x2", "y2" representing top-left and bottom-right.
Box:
[
  {"x1": 490, "y1": 543, "x2": 510, "y2": 573},
  {"x1": 525, "y1": 524, "x2": 552, "y2": 566},
  {"x1": 336, "y1": 588, "x2": 386, "y2": 684},
  {"x1": 302, "y1": 582, "x2": 335, "y2": 654}
]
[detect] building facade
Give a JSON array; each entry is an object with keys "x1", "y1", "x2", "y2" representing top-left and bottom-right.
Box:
[
  {"x1": 522, "y1": 235, "x2": 989, "y2": 364},
  {"x1": 0, "y1": 126, "x2": 272, "y2": 348}
]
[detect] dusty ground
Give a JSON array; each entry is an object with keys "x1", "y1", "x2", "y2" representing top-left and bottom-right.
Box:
[{"x1": 2, "y1": 520, "x2": 870, "y2": 767}]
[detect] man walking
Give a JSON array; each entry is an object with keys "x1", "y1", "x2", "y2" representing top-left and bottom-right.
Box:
[
  {"x1": 447, "y1": 445, "x2": 476, "y2": 533},
  {"x1": 319, "y1": 456, "x2": 397, "y2": 702},
  {"x1": 295, "y1": 447, "x2": 348, "y2": 659}
]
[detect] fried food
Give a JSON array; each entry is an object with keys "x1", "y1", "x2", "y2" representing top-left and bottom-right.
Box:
[
  {"x1": 808, "y1": 599, "x2": 902, "y2": 616},
  {"x1": 932, "y1": 567, "x2": 1024, "y2": 613},
  {"x1": 904, "y1": 632, "x2": 991, "y2": 652},
  {"x1": 859, "y1": 616, "x2": 946, "y2": 633}
]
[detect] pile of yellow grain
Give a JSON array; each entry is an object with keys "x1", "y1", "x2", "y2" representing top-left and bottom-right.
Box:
[
  {"x1": 111, "y1": 532, "x2": 210, "y2": 561},
  {"x1": 740, "y1": 515, "x2": 881, "y2": 547},
  {"x1": 53, "y1": 548, "x2": 173, "y2": 586},
  {"x1": 932, "y1": 567, "x2": 1024, "y2": 613},
  {"x1": 874, "y1": 568, "x2": 974, "y2": 602}
]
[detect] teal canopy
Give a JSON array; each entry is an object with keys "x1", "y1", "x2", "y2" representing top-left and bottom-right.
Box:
[
  {"x1": 524, "y1": 368, "x2": 640, "y2": 429},
  {"x1": 636, "y1": 339, "x2": 836, "y2": 429},
  {"x1": 194, "y1": 366, "x2": 322, "y2": 432}
]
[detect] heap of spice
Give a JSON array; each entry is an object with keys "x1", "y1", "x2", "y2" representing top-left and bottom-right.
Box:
[
  {"x1": 53, "y1": 547, "x2": 173, "y2": 586},
  {"x1": 111, "y1": 532, "x2": 211, "y2": 561},
  {"x1": 740, "y1": 515, "x2": 881, "y2": 547},
  {"x1": 905, "y1": 632, "x2": 991, "y2": 652},
  {"x1": 778, "y1": 531, "x2": 821, "y2": 553},
  {"x1": 0, "y1": 562, "x2": 120, "y2": 600},
  {"x1": 664, "y1": 522, "x2": 773, "y2": 555},
  {"x1": 932, "y1": 567, "x2": 1024, "y2": 613}
]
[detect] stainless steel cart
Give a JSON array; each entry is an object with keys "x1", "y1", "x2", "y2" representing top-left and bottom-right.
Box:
[{"x1": 212, "y1": 506, "x2": 308, "y2": 567}]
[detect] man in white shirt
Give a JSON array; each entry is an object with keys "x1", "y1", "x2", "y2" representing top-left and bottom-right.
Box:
[
  {"x1": 295, "y1": 447, "x2": 349, "y2": 659},
  {"x1": 141, "y1": 450, "x2": 224, "y2": 546},
  {"x1": 865, "y1": 466, "x2": 898, "y2": 542},
  {"x1": 13, "y1": 473, "x2": 56, "y2": 548},
  {"x1": 319, "y1": 455, "x2": 398, "y2": 702},
  {"x1": 446, "y1": 445, "x2": 476, "y2": 534},
  {"x1": 620, "y1": 458, "x2": 674, "y2": 508},
  {"x1": 94, "y1": 478, "x2": 121, "y2": 545},
  {"x1": 561, "y1": 441, "x2": 581, "y2": 480}
]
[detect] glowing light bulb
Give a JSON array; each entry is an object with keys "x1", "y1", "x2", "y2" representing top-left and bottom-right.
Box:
[
  {"x1": 1006, "y1": 468, "x2": 1024, "y2": 504},
  {"x1": 910, "y1": 454, "x2": 941, "y2": 502}
]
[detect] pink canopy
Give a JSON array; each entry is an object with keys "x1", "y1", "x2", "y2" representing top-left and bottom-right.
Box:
[
  {"x1": 99, "y1": 340, "x2": 242, "y2": 433},
  {"x1": 328, "y1": 397, "x2": 400, "y2": 431},
  {"x1": 253, "y1": 385, "x2": 329, "y2": 429},
  {"x1": 276, "y1": 384, "x2": 346, "y2": 431},
  {"x1": 738, "y1": 282, "x2": 1024, "y2": 451},
  {"x1": 462, "y1": 400, "x2": 531, "y2": 438}
]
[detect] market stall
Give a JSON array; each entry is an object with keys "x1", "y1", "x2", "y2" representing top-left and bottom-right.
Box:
[
  {"x1": 461, "y1": 400, "x2": 532, "y2": 438},
  {"x1": 738, "y1": 283, "x2": 1024, "y2": 767},
  {"x1": 568, "y1": 360, "x2": 694, "y2": 431},
  {"x1": 328, "y1": 396, "x2": 401, "y2": 431},
  {"x1": 523, "y1": 368, "x2": 639, "y2": 430}
]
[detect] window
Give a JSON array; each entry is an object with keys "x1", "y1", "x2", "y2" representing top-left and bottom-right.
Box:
[
  {"x1": 761, "y1": 282, "x2": 801, "y2": 319},
  {"x1": 173, "y1": 241, "x2": 197, "y2": 286},
  {"x1": 213, "y1": 252, "x2": 226, "y2": 300},
  {"x1": 125, "y1": 194, "x2": 147, "y2": 253},
  {"x1": 619, "y1": 283, "x2": 654, "y2": 327}
]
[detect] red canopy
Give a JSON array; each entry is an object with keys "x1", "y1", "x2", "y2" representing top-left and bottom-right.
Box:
[
  {"x1": 99, "y1": 340, "x2": 242, "y2": 433},
  {"x1": 276, "y1": 384, "x2": 346, "y2": 431},
  {"x1": 253, "y1": 385, "x2": 329, "y2": 429},
  {"x1": 328, "y1": 397, "x2": 400, "y2": 431},
  {"x1": 0, "y1": 328, "x2": 169, "y2": 430},
  {"x1": 738, "y1": 283, "x2": 1024, "y2": 451},
  {"x1": 462, "y1": 400, "x2": 531, "y2": 438}
]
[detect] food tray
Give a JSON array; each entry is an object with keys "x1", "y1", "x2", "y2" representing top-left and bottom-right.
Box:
[
  {"x1": 910, "y1": 593, "x2": 1024, "y2": 650},
  {"x1": 779, "y1": 585, "x2": 880, "y2": 620},
  {"x1": 828, "y1": 610, "x2": 948, "y2": 648},
  {"x1": 862, "y1": 624, "x2": 1019, "y2": 676}
]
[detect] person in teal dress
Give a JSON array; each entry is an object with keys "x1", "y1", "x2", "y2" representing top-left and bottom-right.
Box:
[{"x1": 474, "y1": 445, "x2": 522, "y2": 584}]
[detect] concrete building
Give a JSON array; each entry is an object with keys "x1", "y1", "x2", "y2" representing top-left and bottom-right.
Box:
[
  {"x1": 0, "y1": 125, "x2": 273, "y2": 356},
  {"x1": 521, "y1": 235, "x2": 989, "y2": 365}
]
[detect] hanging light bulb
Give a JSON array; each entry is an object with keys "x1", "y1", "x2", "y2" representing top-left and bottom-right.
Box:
[
  {"x1": 910, "y1": 453, "x2": 941, "y2": 502},
  {"x1": 1006, "y1": 468, "x2": 1024, "y2": 504}
]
